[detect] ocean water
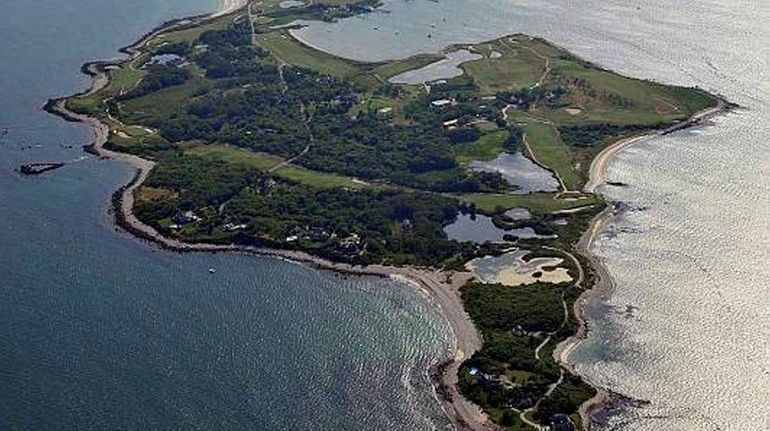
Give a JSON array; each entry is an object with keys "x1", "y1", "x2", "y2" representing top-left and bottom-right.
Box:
[
  {"x1": 0, "y1": 1, "x2": 451, "y2": 429},
  {"x1": 295, "y1": 0, "x2": 769, "y2": 429}
]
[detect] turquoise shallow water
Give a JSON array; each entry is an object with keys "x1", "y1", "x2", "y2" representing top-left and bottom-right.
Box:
[{"x1": 0, "y1": 1, "x2": 451, "y2": 429}]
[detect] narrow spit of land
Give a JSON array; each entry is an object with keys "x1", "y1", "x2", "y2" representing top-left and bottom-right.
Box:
[{"x1": 47, "y1": 1, "x2": 728, "y2": 429}]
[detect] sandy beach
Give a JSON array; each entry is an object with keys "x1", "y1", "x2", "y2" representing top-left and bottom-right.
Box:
[
  {"x1": 554, "y1": 99, "x2": 731, "y2": 428},
  {"x1": 51, "y1": 97, "x2": 492, "y2": 431},
  {"x1": 44, "y1": 9, "x2": 492, "y2": 428},
  {"x1": 584, "y1": 100, "x2": 729, "y2": 193},
  {"x1": 42, "y1": 1, "x2": 732, "y2": 428},
  {"x1": 213, "y1": 0, "x2": 250, "y2": 17}
]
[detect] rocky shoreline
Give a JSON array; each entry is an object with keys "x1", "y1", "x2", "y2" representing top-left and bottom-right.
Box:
[
  {"x1": 41, "y1": 1, "x2": 733, "y2": 429},
  {"x1": 554, "y1": 99, "x2": 732, "y2": 429},
  {"x1": 43, "y1": 5, "x2": 492, "y2": 430}
]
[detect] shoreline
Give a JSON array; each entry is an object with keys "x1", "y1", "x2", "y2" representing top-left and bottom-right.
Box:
[
  {"x1": 554, "y1": 99, "x2": 732, "y2": 429},
  {"x1": 42, "y1": 1, "x2": 733, "y2": 429},
  {"x1": 584, "y1": 99, "x2": 730, "y2": 193},
  {"x1": 214, "y1": 0, "x2": 251, "y2": 17},
  {"x1": 43, "y1": 5, "x2": 491, "y2": 429}
]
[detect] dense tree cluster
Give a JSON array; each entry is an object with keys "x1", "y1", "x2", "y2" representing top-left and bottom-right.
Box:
[
  {"x1": 134, "y1": 155, "x2": 479, "y2": 265},
  {"x1": 121, "y1": 65, "x2": 191, "y2": 99},
  {"x1": 154, "y1": 41, "x2": 191, "y2": 57},
  {"x1": 195, "y1": 17, "x2": 269, "y2": 79},
  {"x1": 458, "y1": 280, "x2": 596, "y2": 424},
  {"x1": 115, "y1": 24, "x2": 509, "y2": 193},
  {"x1": 502, "y1": 125, "x2": 523, "y2": 152},
  {"x1": 533, "y1": 374, "x2": 596, "y2": 423},
  {"x1": 558, "y1": 122, "x2": 652, "y2": 146}
]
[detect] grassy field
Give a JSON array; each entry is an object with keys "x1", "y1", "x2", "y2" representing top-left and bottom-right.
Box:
[
  {"x1": 461, "y1": 37, "x2": 545, "y2": 94},
  {"x1": 67, "y1": 66, "x2": 147, "y2": 116},
  {"x1": 453, "y1": 192, "x2": 598, "y2": 213},
  {"x1": 544, "y1": 56, "x2": 715, "y2": 124},
  {"x1": 350, "y1": 94, "x2": 410, "y2": 122},
  {"x1": 453, "y1": 130, "x2": 509, "y2": 164},
  {"x1": 186, "y1": 144, "x2": 283, "y2": 169},
  {"x1": 145, "y1": 16, "x2": 233, "y2": 48},
  {"x1": 257, "y1": 31, "x2": 363, "y2": 77},
  {"x1": 110, "y1": 67, "x2": 146, "y2": 93},
  {"x1": 120, "y1": 78, "x2": 209, "y2": 123},
  {"x1": 67, "y1": 8, "x2": 722, "y2": 429},
  {"x1": 186, "y1": 144, "x2": 374, "y2": 189},
  {"x1": 518, "y1": 120, "x2": 579, "y2": 191}
]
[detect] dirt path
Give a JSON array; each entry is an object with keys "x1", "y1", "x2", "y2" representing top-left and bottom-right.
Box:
[
  {"x1": 247, "y1": 3, "x2": 314, "y2": 173},
  {"x1": 527, "y1": 46, "x2": 551, "y2": 89},
  {"x1": 522, "y1": 133, "x2": 568, "y2": 193}
]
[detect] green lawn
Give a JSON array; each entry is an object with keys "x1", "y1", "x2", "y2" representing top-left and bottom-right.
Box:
[
  {"x1": 185, "y1": 144, "x2": 373, "y2": 189},
  {"x1": 67, "y1": 66, "x2": 147, "y2": 116},
  {"x1": 453, "y1": 130, "x2": 508, "y2": 164},
  {"x1": 546, "y1": 57, "x2": 716, "y2": 124},
  {"x1": 146, "y1": 16, "x2": 233, "y2": 48},
  {"x1": 186, "y1": 144, "x2": 283, "y2": 169},
  {"x1": 518, "y1": 120, "x2": 579, "y2": 191},
  {"x1": 120, "y1": 78, "x2": 209, "y2": 123},
  {"x1": 461, "y1": 37, "x2": 545, "y2": 94},
  {"x1": 257, "y1": 31, "x2": 365, "y2": 78},
  {"x1": 275, "y1": 165, "x2": 373, "y2": 189},
  {"x1": 110, "y1": 67, "x2": 146, "y2": 93}
]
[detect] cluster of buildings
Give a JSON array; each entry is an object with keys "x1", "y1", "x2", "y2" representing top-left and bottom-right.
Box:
[{"x1": 169, "y1": 210, "x2": 202, "y2": 229}]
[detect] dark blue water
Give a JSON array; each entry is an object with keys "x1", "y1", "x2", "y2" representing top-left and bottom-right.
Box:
[{"x1": 0, "y1": 2, "x2": 450, "y2": 429}]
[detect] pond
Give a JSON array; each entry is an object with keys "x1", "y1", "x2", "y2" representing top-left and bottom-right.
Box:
[
  {"x1": 466, "y1": 249, "x2": 573, "y2": 286},
  {"x1": 469, "y1": 152, "x2": 560, "y2": 194},
  {"x1": 388, "y1": 49, "x2": 481, "y2": 85},
  {"x1": 279, "y1": 0, "x2": 306, "y2": 8},
  {"x1": 145, "y1": 53, "x2": 183, "y2": 66},
  {"x1": 443, "y1": 213, "x2": 555, "y2": 244}
]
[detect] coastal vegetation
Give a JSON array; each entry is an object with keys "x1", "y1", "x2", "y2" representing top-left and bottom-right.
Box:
[
  {"x1": 459, "y1": 280, "x2": 596, "y2": 429},
  {"x1": 61, "y1": 2, "x2": 719, "y2": 429}
]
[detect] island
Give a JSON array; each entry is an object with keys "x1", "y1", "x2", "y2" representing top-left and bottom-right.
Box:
[{"x1": 46, "y1": 1, "x2": 725, "y2": 429}]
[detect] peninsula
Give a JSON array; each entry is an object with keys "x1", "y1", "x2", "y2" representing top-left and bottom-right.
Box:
[{"x1": 47, "y1": 1, "x2": 725, "y2": 429}]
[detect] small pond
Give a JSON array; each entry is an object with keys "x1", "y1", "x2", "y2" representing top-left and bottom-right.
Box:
[
  {"x1": 469, "y1": 152, "x2": 560, "y2": 194},
  {"x1": 505, "y1": 207, "x2": 531, "y2": 221},
  {"x1": 466, "y1": 249, "x2": 572, "y2": 286},
  {"x1": 388, "y1": 49, "x2": 481, "y2": 85},
  {"x1": 146, "y1": 53, "x2": 183, "y2": 66},
  {"x1": 279, "y1": 0, "x2": 306, "y2": 8},
  {"x1": 443, "y1": 213, "x2": 554, "y2": 244}
]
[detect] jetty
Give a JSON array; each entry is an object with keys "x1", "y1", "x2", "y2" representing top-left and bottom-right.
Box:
[{"x1": 19, "y1": 162, "x2": 64, "y2": 175}]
